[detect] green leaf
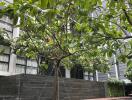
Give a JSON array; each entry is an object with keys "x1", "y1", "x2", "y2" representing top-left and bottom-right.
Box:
[
  {"x1": 0, "y1": 2, "x2": 5, "y2": 6},
  {"x1": 41, "y1": 0, "x2": 48, "y2": 8},
  {"x1": 30, "y1": 0, "x2": 38, "y2": 3},
  {"x1": 107, "y1": 50, "x2": 113, "y2": 57},
  {"x1": 118, "y1": 55, "x2": 127, "y2": 63},
  {"x1": 13, "y1": 15, "x2": 18, "y2": 25},
  {"x1": 127, "y1": 60, "x2": 132, "y2": 68}
]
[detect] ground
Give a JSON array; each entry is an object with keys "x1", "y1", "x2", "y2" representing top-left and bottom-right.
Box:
[{"x1": 85, "y1": 97, "x2": 132, "y2": 100}]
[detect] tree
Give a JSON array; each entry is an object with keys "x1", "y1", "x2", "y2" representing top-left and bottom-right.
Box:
[{"x1": 1, "y1": 0, "x2": 132, "y2": 99}]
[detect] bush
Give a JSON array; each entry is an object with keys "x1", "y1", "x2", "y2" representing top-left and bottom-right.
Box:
[
  {"x1": 107, "y1": 78, "x2": 125, "y2": 97},
  {"x1": 125, "y1": 66, "x2": 132, "y2": 81}
]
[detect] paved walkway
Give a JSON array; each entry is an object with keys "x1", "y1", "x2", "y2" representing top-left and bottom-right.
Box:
[{"x1": 84, "y1": 97, "x2": 132, "y2": 100}]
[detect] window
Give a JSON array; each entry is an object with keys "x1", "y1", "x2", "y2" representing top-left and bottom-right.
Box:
[
  {"x1": 16, "y1": 56, "x2": 26, "y2": 74},
  {"x1": 26, "y1": 59, "x2": 37, "y2": 74},
  {"x1": 16, "y1": 56, "x2": 38, "y2": 74},
  {"x1": 0, "y1": 45, "x2": 10, "y2": 72}
]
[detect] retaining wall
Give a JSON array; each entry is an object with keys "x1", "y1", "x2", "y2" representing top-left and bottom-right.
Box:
[{"x1": 0, "y1": 74, "x2": 106, "y2": 100}]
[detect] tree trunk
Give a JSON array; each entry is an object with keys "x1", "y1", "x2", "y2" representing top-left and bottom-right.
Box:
[{"x1": 53, "y1": 60, "x2": 60, "y2": 100}]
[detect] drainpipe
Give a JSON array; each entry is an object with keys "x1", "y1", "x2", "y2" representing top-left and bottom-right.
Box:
[
  {"x1": 65, "y1": 68, "x2": 70, "y2": 78},
  {"x1": 113, "y1": 54, "x2": 119, "y2": 80},
  {"x1": 96, "y1": 70, "x2": 99, "y2": 81}
]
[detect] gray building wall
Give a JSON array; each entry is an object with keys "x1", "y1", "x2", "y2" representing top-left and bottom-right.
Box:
[
  {"x1": 98, "y1": 72, "x2": 108, "y2": 81},
  {"x1": 0, "y1": 0, "x2": 38, "y2": 76},
  {"x1": 97, "y1": 56, "x2": 128, "y2": 82},
  {"x1": 118, "y1": 63, "x2": 127, "y2": 80}
]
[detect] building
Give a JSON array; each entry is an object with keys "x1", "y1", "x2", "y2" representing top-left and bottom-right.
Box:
[
  {"x1": 0, "y1": 0, "x2": 130, "y2": 83},
  {"x1": 0, "y1": 0, "x2": 38, "y2": 76}
]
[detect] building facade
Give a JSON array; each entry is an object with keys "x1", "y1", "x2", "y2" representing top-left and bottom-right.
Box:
[
  {"x1": 0, "y1": 0, "x2": 130, "y2": 82},
  {"x1": 0, "y1": 0, "x2": 38, "y2": 76}
]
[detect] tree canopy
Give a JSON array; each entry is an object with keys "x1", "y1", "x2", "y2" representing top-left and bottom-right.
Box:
[{"x1": 0, "y1": 0, "x2": 132, "y2": 80}]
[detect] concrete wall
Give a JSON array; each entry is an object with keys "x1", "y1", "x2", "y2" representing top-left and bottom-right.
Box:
[{"x1": 0, "y1": 74, "x2": 106, "y2": 100}]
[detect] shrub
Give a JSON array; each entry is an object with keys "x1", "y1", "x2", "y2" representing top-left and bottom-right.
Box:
[{"x1": 107, "y1": 78, "x2": 125, "y2": 97}]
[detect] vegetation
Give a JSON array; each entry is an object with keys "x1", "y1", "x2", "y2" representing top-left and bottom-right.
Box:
[
  {"x1": 125, "y1": 60, "x2": 132, "y2": 81},
  {"x1": 0, "y1": 0, "x2": 132, "y2": 74},
  {"x1": 107, "y1": 78, "x2": 125, "y2": 97},
  {"x1": 0, "y1": 29, "x2": 10, "y2": 46},
  {"x1": 0, "y1": 0, "x2": 132, "y2": 99}
]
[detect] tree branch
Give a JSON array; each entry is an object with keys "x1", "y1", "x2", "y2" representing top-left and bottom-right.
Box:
[
  {"x1": 52, "y1": 33, "x2": 69, "y2": 54},
  {"x1": 110, "y1": 21, "x2": 130, "y2": 36},
  {"x1": 123, "y1": 9, "x2": 132, "y2": 26},
  {"x1": 112, "y1": 36, "x2": 132, "y2": 40}
]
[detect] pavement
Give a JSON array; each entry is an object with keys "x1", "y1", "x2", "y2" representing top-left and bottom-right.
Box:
[{"x1": 84, "y1": 97, "x2": 132, "y2": 100}]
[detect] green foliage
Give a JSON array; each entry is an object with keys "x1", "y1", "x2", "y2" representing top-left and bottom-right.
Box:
[
  {"x1": 125, "y1": 60, "x2": 132, "y2": 81},
  {"x1": 107, "y1": 78, "x2": 125, "y2": 97},
  {"x1": 0, "y1": 29, "x2": 10, "y2": 46},
  {"x1": 0, "y1": 0, "x2": 132, "y2": 75},
  {"x1": 107, "y1": 78, "x2": 124, "y2": 85},
  {"x1": 0, "y1": 2, "x2": 5, "y2": 6}
]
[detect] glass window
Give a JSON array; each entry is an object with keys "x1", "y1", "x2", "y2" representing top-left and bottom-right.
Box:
[
  {"x1": 16, "y1": 56, "x2": 26, "y2": 74},
  {"x1": 0, "y1": 54, "x2": 9, "y2": 62},
  {"x1": 0, "y1": 45, "x2": 10, "y2": 54},
  {"x1": 0, "y1": 45, "x2": 10, "y2": 72},
  {"x1": 27, "y1": 59, "x2": 37, "y2": 67},
  {"x1": 15, "y1": 65, "x2": 25, "y2": 74},
  {"x1": 16, "y1": 56, "x2": 38, "y2": 75},
  {"x1": 26, "y1": 67, "x2": 37, "y2": 74},
  {"x1": 16, "y1": 57, "x2": 26, "y2": 65},
  {"x1": 0, "y1": 62, "x2": 8, "y2": 71}
]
